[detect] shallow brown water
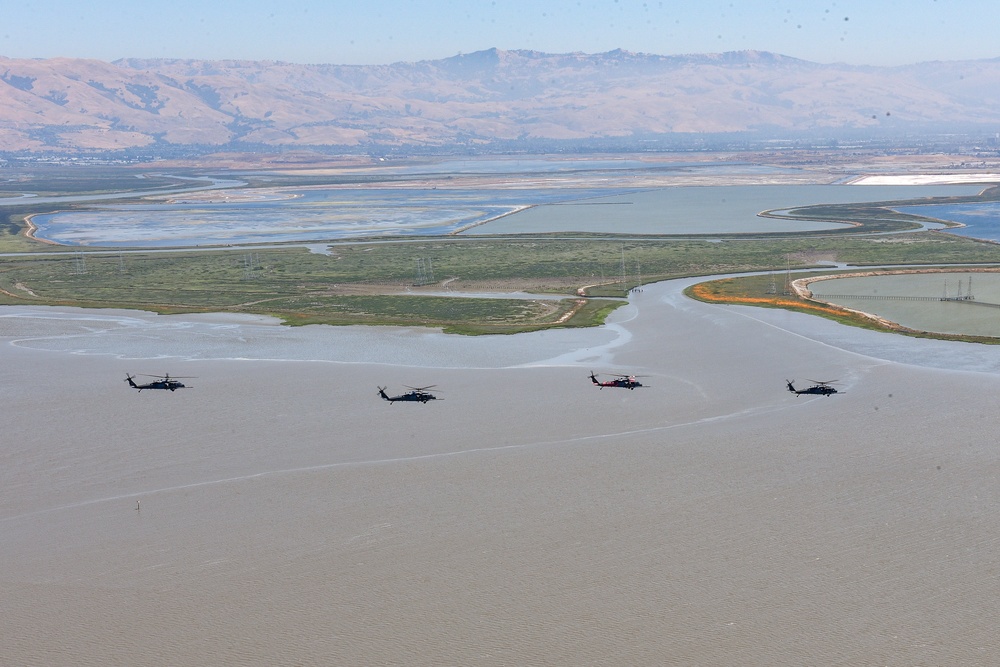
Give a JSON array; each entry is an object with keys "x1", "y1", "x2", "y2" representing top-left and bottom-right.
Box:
[{"x1": 3, "y1": 279, "x2": 1000, "y2": 665}]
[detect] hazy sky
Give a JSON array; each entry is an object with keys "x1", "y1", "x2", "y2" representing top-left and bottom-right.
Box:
[{"x1": 2, "y1": 0, "x2": 996, "y2": 67}]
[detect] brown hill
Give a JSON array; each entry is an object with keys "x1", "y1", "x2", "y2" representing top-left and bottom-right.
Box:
[{"x1": 1, "y1": 49, "x2": 999, "y2": 153}]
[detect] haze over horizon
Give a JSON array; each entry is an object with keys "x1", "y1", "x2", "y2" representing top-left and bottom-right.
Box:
[{"x1": 3, "y1": 0, "x2": 999, "y2": 68}]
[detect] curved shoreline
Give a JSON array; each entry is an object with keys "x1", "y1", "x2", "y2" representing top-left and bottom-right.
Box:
[
  {"x1": 21, "y1": 213, "x2": 63, "y2": 246},
  {"x1": 689, "y1": 266, "x2": 1000, "y2": 344}
]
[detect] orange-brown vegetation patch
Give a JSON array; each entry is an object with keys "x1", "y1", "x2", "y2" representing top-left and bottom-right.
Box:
[{"x1": 688, "y1": 280, "x2": 853, "y2": 319}]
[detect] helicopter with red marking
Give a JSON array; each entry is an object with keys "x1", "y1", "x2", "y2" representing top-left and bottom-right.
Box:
[
  {"x1": 125, "y1": 373, "x2": 193, "y2": 392},
  {"x1": 378, "y1": 385, "x2": 440, "y2": 404},
  {"x1": 786, "y1": 379, "x2": 838, "y2": 396},
  {"x1": 589, "y1": 371, "x2": 644, "y2": 390}
]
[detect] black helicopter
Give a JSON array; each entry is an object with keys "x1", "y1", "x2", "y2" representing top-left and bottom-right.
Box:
[
  {"x1": 378, "y1": 385, "x2": 439, "y2": 404},
  {"x1": 786, "y1": 379, "x2": 838, "y2": 396},
  {"x1": 589, "y1": 371, "x2": 644, "y2": 390},
  {"x1": 125, "y1": 373, "x2": 193, "y2": 392}
]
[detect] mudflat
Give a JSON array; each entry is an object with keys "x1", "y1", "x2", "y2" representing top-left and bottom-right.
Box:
[{"x1": 2, "y1": 277, "x2": 999, "y2": 665}]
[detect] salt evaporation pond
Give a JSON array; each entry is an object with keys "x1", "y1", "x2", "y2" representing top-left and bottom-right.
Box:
[
  {"x1": 29, "y1": 183, "x2": 983, "y2": 247},
  {"x1": 466, "y1": 184, "x2": 982, "y2": 235},
  {"x1": 808, "y1": 271, "x2": 1000, "y2": 337}
]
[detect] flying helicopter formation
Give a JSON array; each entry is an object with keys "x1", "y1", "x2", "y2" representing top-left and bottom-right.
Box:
[
  {"x1": 123, "y1": 370, "x2": 839, "y2": 401},
  {"x1": 124, "y1": 373, "x2": 194, "y2": 392},
  {"x1": 378, "y1": 385, "x2": 440, "y2": 404},
  {"x1": 786, "y1": 379, "x2": 839, "y2": 396}
]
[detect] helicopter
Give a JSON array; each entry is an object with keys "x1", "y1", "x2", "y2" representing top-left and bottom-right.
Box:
[
  {"x1": 786, "y1": 379, "x2": 838, "y2": 396},
  {"x1": 589, "y1": 371, "x2": 644, "y2": 390},
  {"x1": 125, "y1": 373, "x2": 194, "y2": 392},
  {"x1": 378, "y1": 385, "x2": 440, "y2": 404}
]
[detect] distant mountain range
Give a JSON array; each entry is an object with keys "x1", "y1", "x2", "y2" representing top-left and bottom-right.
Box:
[{"x1": 2, "y1": 49, "x2": 1000, "y2": 154}]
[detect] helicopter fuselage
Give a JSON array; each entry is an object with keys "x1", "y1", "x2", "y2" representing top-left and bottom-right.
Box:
[
  {"x1": 786, "y1": 381, "x2": 837, "y2": 396},
  {"x1": 125, "y1": 374, "x2": 189, "y2": 392},
  {"x1": 378, "y1": 387, "x2": 438, "y2": 403},
  {"x1": 590, "y1": 372, "x2": 642, "y2": 389}
]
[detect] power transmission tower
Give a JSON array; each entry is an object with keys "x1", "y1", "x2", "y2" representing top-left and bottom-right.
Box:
[
  {"x1": 243, "y1": 253, "x2": 260, "y2": 279},
  {"x1": 415, "y1": 258, "x2": 425, "y2": 285},
  {"x1": 73, "y1": 251, "x2": 87, "y2": 275},
  {"x1": 414, "y1": 257, "x2": 435, "y2": 286},
  {"x1": 620, "y1": 244, "x2": 627, "y2": 293}
]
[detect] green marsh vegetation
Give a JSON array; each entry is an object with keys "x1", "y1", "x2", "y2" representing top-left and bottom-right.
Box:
[
  {"x1": 5, "y1": 230, "x2": 1000, "y2": 334},
  {"x1": 0, "y1": 242, "x2": 634, "y2": 334},
  {"x1": 4, "y1": 164, "x2": 1000, "y2": 334}
]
